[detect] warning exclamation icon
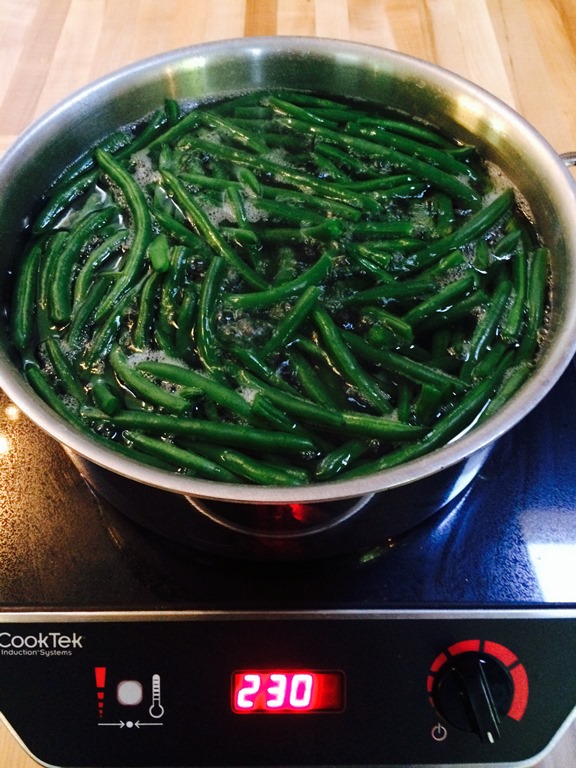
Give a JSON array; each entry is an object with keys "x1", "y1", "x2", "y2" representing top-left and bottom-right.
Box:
[{"x1": 95, "y1": 667, "x2": 106, "y2": 718}]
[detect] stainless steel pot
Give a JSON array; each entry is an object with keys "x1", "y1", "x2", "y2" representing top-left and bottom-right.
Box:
[{"x1": 1, "y1": 38, "x2": 576, "y2": 558}]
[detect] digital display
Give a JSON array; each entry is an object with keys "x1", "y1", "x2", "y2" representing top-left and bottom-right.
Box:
[{"x1": 232, "y1": 670, "x2": 345, "y2": 714}]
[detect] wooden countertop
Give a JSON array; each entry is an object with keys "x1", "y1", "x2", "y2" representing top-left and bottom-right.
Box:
[{"x1": 1, "y1": 1, "x2": 576, "y2": 766}]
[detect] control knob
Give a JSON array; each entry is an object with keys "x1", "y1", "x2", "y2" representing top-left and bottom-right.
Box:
[{"x1": 428, "y1": 640, "x2": 529, "y2": 744}]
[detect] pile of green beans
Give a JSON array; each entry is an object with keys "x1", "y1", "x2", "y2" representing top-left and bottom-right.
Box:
[{"x1": 10, "y1": 90, "x2": 549, "y2": 486}]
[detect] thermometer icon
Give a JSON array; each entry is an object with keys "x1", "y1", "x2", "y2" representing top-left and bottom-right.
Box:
[{"x1": 149, "y1": 674, "x2": 165, "y2": 719}]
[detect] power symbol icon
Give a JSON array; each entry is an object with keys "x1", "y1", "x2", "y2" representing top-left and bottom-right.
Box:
[{"x1": 431, "y1": 722, "x2": 448, "y2": 742}]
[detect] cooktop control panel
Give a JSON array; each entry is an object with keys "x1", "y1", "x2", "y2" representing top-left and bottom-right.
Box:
[{"x1": 0, "y1": 611, "x2": 574, "y2": 767}]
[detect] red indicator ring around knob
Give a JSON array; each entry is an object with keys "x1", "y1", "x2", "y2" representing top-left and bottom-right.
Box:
[{"x1": 428, "y1": 639, "x2": 529, "y2": 723}]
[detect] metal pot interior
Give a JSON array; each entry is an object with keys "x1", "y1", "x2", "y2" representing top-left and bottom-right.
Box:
[{"x1": 1, "y1": 37, "x2": 576, "y2": 505}]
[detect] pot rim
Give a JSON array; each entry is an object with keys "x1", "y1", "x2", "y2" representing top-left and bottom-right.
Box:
[{"x1": 2, "y1": 36, "x2": 576, "y2": 504}]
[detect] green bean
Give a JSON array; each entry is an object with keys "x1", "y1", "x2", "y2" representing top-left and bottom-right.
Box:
[
  {"x1": 340, "y1": 277, "x2": 435, "y2": 306},
  {"x1": 153, "y1": 207, "x2": 208, "y2": 251},
  {"x1": 161, "y1": 170, "x2": 268, "y2": 290},
  {"x1": 122, "y1": 100, "x2": 182, "y2": 158},
  {"x1": 292, "y1": 339, "x2": 351, "y2": 408},
  {"x1": 164, "y1": 98, "x2": 181, "y2": 124},
  {"x1": 72, "y1": 223, "x2": 127, "y2": 296},
  {"x1": 349, "y1": 254, "x2": 391, "y2": 281},
  {"x1": 180, "y1": 172, "x2": 242, "y2": 193},
  {"x1": 136, "y1": 361, "x2": 252, "y2": 421},
  {"x1": 405, "y1": 189, "x2": 515, "y2": 273},
  {"x1": 312, "y1": 305, "x2": 393, "y2": 414},
  {"x1": 342, "y1": 330, "x2": 468, "y2": 394},
  {"x1": 361, "y1": 306, "x2": 414, "y2": 348},
  {"x1": 68, "y1": 278, "x2": 110, "y2": 350},
  {"x1": 52, "y1": 131, "x2": 133, "y2": 190},
  {"x1": 255, "y1": 219, "x2": 344, "y2": 244},
  {"x1": 473, "y1": 238, "x2": 491, "y2": 272},
  {"x1": 494, "y1": 227, "x2": 522, "y2": 259},
  {"x1": 124, "y1": 431, "x2": 241, "y2": 482},
  {"x1": 236, "y1": 166, "x2": 261, "y2": 194},
  {"x1": 156, "y1": 246, "x2": 189, "y2": 341},
  {"x1": 402, "y1": 274, "x2": 476, "y2": 327},
  {"x1": 132, "y1": 271, "x2": 161, "y2": 350},
  {"x1": 109, "y1": 344, "x2": 190, "y2": 414},
  {"x1": 93, "y1": 149, "x2": 153, "y2": 321},
  {"x1": 377, "y1": 238, "x2": 430, "y2": 257},
  {"x1": 252, "y1": 197, "x2": 325, "y2": 226},
  {"x1": 81, "y1": 280, "x2": 144, "y2": 371},
  {"x1": 430, "y1": 193, "x2": 456, "y2": 237},
  {"x1": 83, "y1": 409, "x2": 318, "y2": 456},
  {"x1": 313, "y1": 151, "x2": 350, "y2": 182},
  {"x1": 196, "y1": 255, "x2": 226, "y2": 373},
  {"x1": 352, "y1": 220, "x2": 418, "y2": 240},
  {"x1": 293, "y1": 333, "x2": 335, "y2": 365},
  {"x1": 355, "y1": 116, "x2": 453, "y2": 148},
  {"x1": 347, "y1": 243, "x2": 392, "y2": 272},
  {"x1": 145, "y1": 109, "x2": 202, "y2": 151},
  {"x1": 273, "y1": 91, "x2": 365, "y2": 113},
  {"x1": 225, "y1": 251, "x2": 333, "y2": 310},
  {"x1": 226, "y1": 185, "x2": 249, "y2": 228},
  {"x1": 517, "y1": 247, "x2": 548, "y2": 360},
  {"x1": 397, "y1": 382, "x2": 413, "y2": 423},
  {"x1": 459, "y1": 279, "x2": 513, "y2": 381},
  {"x1": 25, "y1": 364, "x2": 86, "y2": 429},
  {"x1": 500, "y1": 244, "x2": 528, "y2": 343},
  {"x1": 249, "y1": 393, "x2": 304, "y2": 434},
  {"x1": 271, "y1": 248, "x2": 296, "y2": 285},
  {"x1": 471, "y1": 340, "x2": 508, "y2": 381},
  {"x1": 266, "y1": 95, "x2": 340, "y2": 128},
  {"x1": 415, "y1": 288, "x2": 490, "y2": 333},
  {"x1": 413, "y1": 382, "x2": 446, "y2": 425},
  {"x1": 36, "y1": 231, "x2": 70, "y2": 339},
  {"x1": 479, "y1": 361, "x2": 532, "y2": 421},
  {"x1": 426, "y1": 354, "x2": 511, "y2": 441},
  {"x1": 261, "y1": 285, "x2": 321, "y2": 357},
  {"x1": 287, "y1": 349, "x2": 343, "y2": 408},
  {"x1": 44, "y1": 337, "x2": 86, "y2": 403},
  {"x1": 174, "y1": 289, "x2": 198, "y2": 357},
  {"x1": 221, "y1": 227, "x2": 260, "y2": 250},
  {"x1": 199, "y1": 111, "x2": 270, "y2": 154},
  {"x1": 370, "y1": 182, "x2": 430, "y2": 202},
  {"x1": 23, "y1": 384, "x2": 171, "y2": 468},
  {"x1": 229, "y1": 345, "x2": 296, "y2": 394},
  {"x1": 90, "y1": 375, "x2": 122, "y2": 415},
  {"x1": 315, "y1": 141, "x2": 378, "y2": 178},
  {"x1": 147, "y1": 233, "x2": 171, "y2": 272},
  {"x1": 336, "y1": 173, "x2": 414, "y2": 192},
  {"x1": 33, "y1": 170, "x2": 100, "y2": 232},
  {"x1": 149, "y1": 328, "x2": 181, "y2": 363},
  {"x1": 114, "y1": 107, "x2": 168, "y2": 159},
  {"x1": 314, "y1": 439, "x2": 370, "y2": 481},
  {"x1": 340, "y1": 411, "x2": 427, "y2": 441},
  {"x1": 50, "y1": 207, "x2": 116, "y2": 324},
  {"x1": 187, "y1": 441, "x2": 310, "y2": 486},
  {"x1": 416, "y1": 249, "x2": 468, "y2": 281},
  {"x1": 11, "y1": 238, "x2": 46, "y2": 352}
]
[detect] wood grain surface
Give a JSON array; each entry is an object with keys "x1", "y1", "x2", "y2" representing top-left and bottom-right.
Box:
[{"x1": 1, "y1": 1, "x2": 576, "y2": 766}]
